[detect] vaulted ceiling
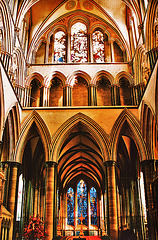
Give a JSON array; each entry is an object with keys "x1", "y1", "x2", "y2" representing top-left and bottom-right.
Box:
[{"x1": 16, "y1": 0, "x2": 131, "y2": 62}]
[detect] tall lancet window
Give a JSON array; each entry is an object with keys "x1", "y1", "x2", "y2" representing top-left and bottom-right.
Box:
[
  {"x1": 92, "y1": 30, "x2": 105, "y2": 62},
  {"x1": 54, "y1": 31, "x2": 66, "y2": 63},
  {"x1": 77, "y1": 180, "x2": 87, "y2": 225},
  {"x1": 71, "y1": 22, "x2": 88, "y2": 63},
  {"x1": 67, "y1": 187, "x2": 74, "y2": 225},
  {"x1": 90, "y1": 187, "x2": 97, "y2": 225}
]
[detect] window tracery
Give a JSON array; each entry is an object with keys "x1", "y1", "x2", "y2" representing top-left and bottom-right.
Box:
[
  {"x1": 54, "y1": 31, "x2": 66, "y2": 63},
  {"x1": 77, "y1": 180, "x2": 87, "y2": 225},
  {"x1": 90, "y1": 187, "x2": 97, "y2": 225},
  {"x1": 71, "y1": 22, "x2": 88, "y2": 63},
  {"x1": 66, "y1": 182, "x2": 98, "y2": 227},
  {"x1": 92, "y1": 30, "x2": 105, "y2": 62},
  {"x1": 67, "y1": 187, "x2": 74, "y2": 226}
]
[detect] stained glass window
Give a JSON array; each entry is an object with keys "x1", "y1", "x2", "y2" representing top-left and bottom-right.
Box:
[
  {"x1": 67, "y1": 187, "x2": 74, "y2": 225},
  {"x1": 71, "y1": 22, "x2": 88, "y2": 63},
  {"x1": 90, "y1": 187, "x2": 97, "y2": 225},
  {"x1": 77, "y1": 180, "x2": 87, "y2": 225},
  {"x1": 92, "y1": 30, "x2": 105, "y2": 62},
  {"x1": 54, "y1": 31, "x2": 66, "y2": 63}
]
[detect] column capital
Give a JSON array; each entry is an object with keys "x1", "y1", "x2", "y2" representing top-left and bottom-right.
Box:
[
  {"x1": 2, "y1": 161, "x2": 21, "y2": 168},
  {"x1": 89, "y1": 83, "x2": 97, "y2": 87},
  {"x1": 104, "y1": 160, "x2": 117, "y2": 167},
  {"x1": 45, "y1": 161, "x2": 57, "y2": 168},
  {"x1": 109, "y1": 39, "x2": 114, "y2": 43},
  {"x1": 64, "y1": 84, "x2": 73, "y2": 89}
]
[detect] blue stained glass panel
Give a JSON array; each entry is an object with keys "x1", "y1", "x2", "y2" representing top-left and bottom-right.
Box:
[
  {"x1": 67, "y1": 187, "x2": 74, "y2": 225},
  {"x1": 90, "y1": 187, "x2": 97, "y2": 225},
  {"x1": 77, "y1": 180, "x2": 87, "y2": 225}
]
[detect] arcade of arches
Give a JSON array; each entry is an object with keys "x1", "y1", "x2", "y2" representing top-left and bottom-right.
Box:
[{"x1": 0, "y1": 0, "x2": 158, "y2": 240}]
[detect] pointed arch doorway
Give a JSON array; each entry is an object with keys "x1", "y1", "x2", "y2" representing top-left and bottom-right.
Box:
[{"x1": 57, "y1": 122, "x2": 106, "y2": 236}]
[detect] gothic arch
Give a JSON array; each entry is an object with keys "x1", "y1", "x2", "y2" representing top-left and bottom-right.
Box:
[
  {"x1": 110, "y1": 108, "x2": 149, "y2": 162},
  {"x1": 68, "y1": 15, "x2": 90, "y2": 33},
  {"x1": 93, "y1": 70, "x2": 114, "y2": 85},
  {"x1": 49, "y1": 71, "x2": 67, "y2": 88},
  {"x1": 134, "y1": 45, "x2": 146, "y2": 85},
  {"x1": 140, "y1": 100, "x2": 156, "y2": 159},
  {"x1": 51, "y1": 113, "x2": 110, "y2": 163},
  {"x1": 1, "y1": 104, "x2": 20, "y2": 162},
  {"x1": 115, "y1": 71, "x2": 133, "y2": 85},
  {"x1": 0, "y1": 0, "x2": 12, "y2": 53},
  {"x1": 14, "y1": 110, "x2": 51, "y2": 163},
  {"x1": 27, "y1": 5, "x2": 131, "y2": 63},
  {"x1": 145, "y1": 0, "x2": 158, "y2": 51},
  {"x1": 67, "y1": 70, "x2": 91, "y2": 86},
  {"x1": 113, "y1": 38, "x2": 125, "y2": 52},
  {"x1": 26, "y1": 72, "x2": 44, "y2": 87},
  {"x1": 46, "y1": 25, "x2": 67, "y2": 43},
  {"x1": 90, "y1": 24, "x2": 110, "y2": 40}
]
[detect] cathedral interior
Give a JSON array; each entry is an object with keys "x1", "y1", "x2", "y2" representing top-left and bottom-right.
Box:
[{"x1": 0, "y1": 0, "x2": 158, "y2": 239}]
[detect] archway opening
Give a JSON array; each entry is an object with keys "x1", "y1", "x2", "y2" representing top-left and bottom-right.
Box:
[
  {"x1": 49, "y1": 77, "x2": 63, "y2": 106},
  {"x1": 72, "y1": 77, "x2": 88, "y2": 106},
  {"x1": 57, "y1": 122, "x2": 105, "y2": 236},
  {"x1": 97, "y1": 77, "x2": 112, "y2": 106},
  {"x1": 116, "y1": 121, "x2": 147, "y2": 238},
  {"x1": 15, "y1": 122, "x2": 46, "y2": 237},
  {"x1": 30, "y1": 79, "x2": 43, "y2": 107}
]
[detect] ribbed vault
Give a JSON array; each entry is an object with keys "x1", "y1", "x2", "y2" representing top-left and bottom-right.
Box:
[{"x1": 58, "y1": 122, "x2": 105, "y2": 194}]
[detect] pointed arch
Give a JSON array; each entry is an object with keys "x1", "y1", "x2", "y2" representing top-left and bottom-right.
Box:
[
  {"x1": 115, "y1": 71, "x2": 133, "y2": 85},
  {"x1": 140, "y1": 100, "x2": 156, "y2": 159},
  {"x1": 67, "y1": 70, "x2": 91, "y2": 86},
  {"x1": 14, "y1": 110, "x2": 51, "y2": 163},
  {"x1": 93, "y1": 70, "x2": 114, "y2": 85},
  {"x1": 110, "y1": 108, "x2": 149, "y2": 162},
  {"x1": 0, "y1": 0, "x2": 12, "y2": 53},
  {"x1": 25, "y1": 72, "x2": 44, "y2": 87},
  {"x1": 145, "y1": 0, "x2": 158, "y2": 51},
  {"x1": 49, "y1": 71, "x2": 67, "y2": 88},
  {"x1": 51, "y1": 113, "x2": 110, "y2": 163}
]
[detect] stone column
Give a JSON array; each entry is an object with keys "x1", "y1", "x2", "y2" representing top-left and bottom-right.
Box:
[
  {"x1": 111, "y1": 85, "x2": 120, "y2": 106},
  {"x1": 34, "y1": 185, "x2": 38, "y2": 216},
  {"x1": 45, "y1": 162, "x2": 57, "y2": 240},
  {"x1": 110, "y1": 40, "x2": 115, "y2": 62},
  {"x1": 131, "y1": 85, "x2": 137, "y2": 105},
  {"x1": 122, "y1": 186, "x2": 127, "y2": 228},
  {"x1": 67, "y1": 33, "x2": 71, "y2": 63},
  {"x1": 88, "y1": 84, "x2": 97, "y2": 106},
  {"x1": 43, "y1": 86, "x2": 49, "y2": 107},
  {"x1": 63, "y1": 85, "x2": 72, "y2": 106},
  {"x1": 105, "y1": 161, "x2": 118, "y2": 240},
  {"x1": 89, "y1": 33, "x2": 93, "y2": 62},
  {"x1": 8, "y1": 162, "x2": 19, "y2": 215},
  {"x1": 45, "y1": 41, "x2": 50, "y2": 63},
  {"x1": 24, "y1": 86, "x2": 31, "y2": 107},
  {"x1": 0, "y1": 141, "x2": 4, "y2": 239},
  {"x1": 141, "y1": 160, "x2": 155, "y2": 240},
  {"x1": 133, "y1": 179, "x2": 144, "y2": 240},
  {"x1": 8, "y1": 162, "x2": 19, "y2": 240}
]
